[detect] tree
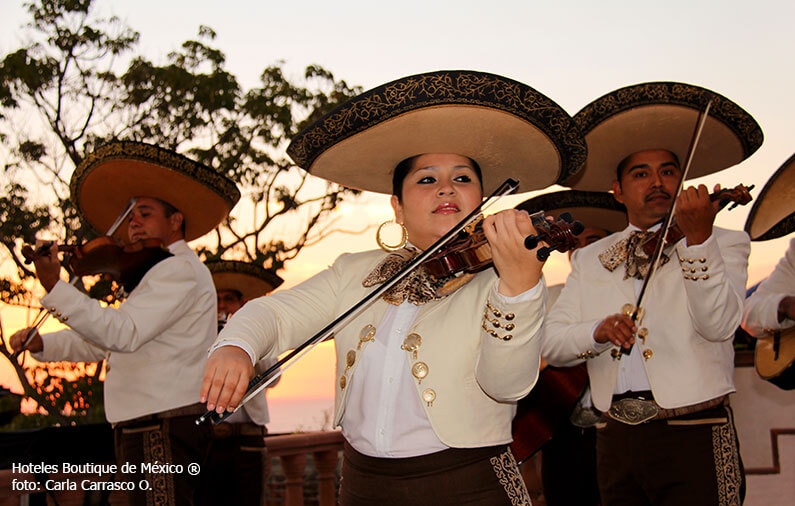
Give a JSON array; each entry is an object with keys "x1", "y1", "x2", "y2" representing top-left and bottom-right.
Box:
[{"x1": 0, "y1": 0, "x2": 362, "y2": 423}]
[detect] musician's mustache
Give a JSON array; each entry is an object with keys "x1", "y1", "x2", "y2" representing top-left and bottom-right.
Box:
[{"x1": 645, "y1": 190, "x2": 671, "y2": 202}]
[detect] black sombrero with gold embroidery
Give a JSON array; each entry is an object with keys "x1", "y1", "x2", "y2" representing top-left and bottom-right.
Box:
[
  {"x1": 70, "y1": 141, "x2": 240, "y2": 242},
  {"x1": 744, "y1": 153, "x2": 795, "y2": 241},
  {"x1": 562, "y1": 82, "x2": 763, "y2": 191},
  {"x1": 287, "y1": 70, "x2": 587, "y2": 195},
  {"x1": 206, "y1": 260, "x2": 284, "y2": 300},
  {"x1": 515, "y1": 190, "x2": 627, "y2": 234}
]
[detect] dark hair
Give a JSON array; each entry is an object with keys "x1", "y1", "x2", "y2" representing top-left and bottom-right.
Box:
[
  {"x1": 157, "y1": 198, "x2": 187, "y2": 237},
  {"x1": 615, "y1": 150, "x2": 681, "y2": 182},
  {"x1": 217, "y1": 288, "x2": 244, "y2": 300},
  {"x1": 391, "y1": 155, "x2": 484, "y2": 201}
]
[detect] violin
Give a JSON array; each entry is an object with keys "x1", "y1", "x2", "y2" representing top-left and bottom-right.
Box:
[
  {"x1": 422, "y1": 211, "x2": 584, "y2": 279},
  {"x1": 22, "y1": 236, "x2": 173, "y2": 292},
  {"x1": 639, "y1": 184, "x2": 754, "y2": 255}
]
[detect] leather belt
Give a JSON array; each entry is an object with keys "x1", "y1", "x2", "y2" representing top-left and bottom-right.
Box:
[
  {"x1": 212, "y1": 422, "x2": 267, "y2": 438},
  {"x1": 607, "y1": 393, "x2": 728, "y2": 425}
]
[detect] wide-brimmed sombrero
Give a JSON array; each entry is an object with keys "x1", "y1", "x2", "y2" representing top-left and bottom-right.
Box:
[
  {"x1": 206, "y1": 260, "x2": 284, "y2": 299},
  {"x1": 70, "y1": 141, "x2": 240, "y2": 242},
  {"x1": 515, "y1": 190, "x2": 628, "y2": 234},
  {"x1": 744, "y1": 153, "x2": 795, "y2": 241},
  {"x1": 561, "y1": 82, "x2": 763, "y2": 191},
  {"x1": 287, "y1": 70, "x2": 587, "y2": 195}
]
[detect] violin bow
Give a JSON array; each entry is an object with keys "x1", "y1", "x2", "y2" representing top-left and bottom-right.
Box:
[
  {"x1": 622, "y1": 100, "x2": 712, "y2": 355},
  {"x1": 197, "y1": 178, "x2": 520, "y2": 425},
  {"x1": 11, "y1": 198, "x2": 138, "y2": 361}
]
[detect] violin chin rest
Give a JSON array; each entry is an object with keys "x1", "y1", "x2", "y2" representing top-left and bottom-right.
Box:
[{"x1": 435, "y1": 272, "x2": 476, "y2": 297}]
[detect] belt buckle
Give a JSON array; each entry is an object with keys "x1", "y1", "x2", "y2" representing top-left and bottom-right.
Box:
[{"x1": 608, "y1": 398, "x2": 659, "y2": 425}]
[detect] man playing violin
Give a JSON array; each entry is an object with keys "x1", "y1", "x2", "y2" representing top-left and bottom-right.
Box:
[
  {"x1": 200, "y1": 70, "x2": 588, "y2": 505},
  {"x1": 542, "y1": 82, "x2": 763, "y2": 506},
  {"x1": 10, "y1": 141, "x2": 239, "y2": 506}
]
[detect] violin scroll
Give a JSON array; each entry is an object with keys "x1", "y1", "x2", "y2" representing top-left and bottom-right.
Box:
[
  {"x1": 640, "y1": 183, "x2": 754, "y2": 256},
  {"x1": 716, "y1": 183, "x2": 754, "y2": 210},
  {"x1": 422, "y1": 211, "x2": 584, "y2": 278},
  {"x1": 21, "y1": 237, "x2": 173, "y2": 292},
  {"x1": 524, "y1": 212, "x2": 585, "y2": 261},
  {"x1": 22, "y1": 242, "x2": 68, "y2": 265}
]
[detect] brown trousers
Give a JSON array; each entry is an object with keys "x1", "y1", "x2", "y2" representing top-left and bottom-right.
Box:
[
  {"x1": 196, "y1": 423, "x2": 267, "y2": 506},
  {"x1": 114, "y1": 407, "x2": 212, "y2": 506},
  {"x1": 596, "y1": 405, "x2": 745, "y2": 506},
  {"x1": 339, "y1": 441, "x2": 531, "y2": 506}
]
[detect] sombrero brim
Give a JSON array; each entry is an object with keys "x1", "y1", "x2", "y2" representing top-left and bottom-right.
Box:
[
  {"x1": 207, "y1": 260, "x2": 284, "y2": 300},
  {"x1": 744, "y1": 153, "x2": 795, "y2": 241},
  {"x1": 562, "y1": 82, "x2": 763, "y2": 191},
  {"x1": 71, "y1": 141, "x2": 240, "y2": 242},
  {"x1": 287, "y1": 70, "x2": 587, "y2": 195},
  {"x1": 515, "y1": 190, "x2": 627, "y2": 234}
]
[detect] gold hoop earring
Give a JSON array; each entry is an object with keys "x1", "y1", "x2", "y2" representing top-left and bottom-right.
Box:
[{"x1": 376, "y1": 221, "x2": 408, "y2": 252}]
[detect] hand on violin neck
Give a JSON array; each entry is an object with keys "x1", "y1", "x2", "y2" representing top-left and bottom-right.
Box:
[
  {"x1": 674, "y1": 184, "x2": 716, "y2": 246},
  {"x1": 9, "y1": 327, "x2": 44, "y2": 354},
  {"x1": 483, "y1": 210, "x2": 543, "y2": 296},
  {"x1": 32, "y1": 240, "x2": 64, "y2": 292}
]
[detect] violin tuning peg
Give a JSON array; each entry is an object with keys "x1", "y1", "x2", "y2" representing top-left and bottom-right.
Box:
[
  {"x1": 571, "y1": 221, "x2": 585, "y2": 236},
  {"x1": 537, "y1": 247, "x2": 551, "y2": 261},
  {"x1": 524, "y1": 235, "x2": 540, "y2": 250},
  {"x1": 559, "y1": 212, "x2": 573, "y2": 223}
]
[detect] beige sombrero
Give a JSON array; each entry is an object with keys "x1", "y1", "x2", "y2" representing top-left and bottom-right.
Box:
[
  {"x1": 744, "y1": 153, "x2": 795, "y2": 241},
  {"x1": 70, "y1": 141, "x2": 240, "y2": 241},
  {"x1": 287, "y1": 70, "x2": 587, "y2": 195},
  {"x1": 562, "y1": 82, "x2": 763, "y2": 191},
  {"x1": 515, "y1": 190, "x2": 628, "y2": 234},
  {"x1": 206, "y1": 260, "x2": 284, "y2": 300}
]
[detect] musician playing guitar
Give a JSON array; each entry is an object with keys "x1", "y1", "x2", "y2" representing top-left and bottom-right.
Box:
[{"x1": 742, "y1": 154, "x2": 795, "y2": 389}]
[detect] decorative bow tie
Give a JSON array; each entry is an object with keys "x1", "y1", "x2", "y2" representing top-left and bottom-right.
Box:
[
  {"x1": 362, "y1": 247, "x2": 473, "y2": 305},
  {"x1": 599, "y1": 230, "x2": 669, "y2": 280}
]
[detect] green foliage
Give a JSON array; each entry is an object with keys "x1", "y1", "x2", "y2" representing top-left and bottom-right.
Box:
[
  {"x1": 0, "y1": 0, "x2": 363, "y2": 426},
  {"x1": 26, "y1": 362, "x2": 105, "y2": 422}
]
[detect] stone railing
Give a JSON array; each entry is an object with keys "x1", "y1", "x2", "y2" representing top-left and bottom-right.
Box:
[{"x1": 264, "y1": 430, "x2": 345, "y2": 506}]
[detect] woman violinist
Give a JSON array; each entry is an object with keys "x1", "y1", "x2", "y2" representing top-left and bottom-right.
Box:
[{"x1": 201, "y1": 70, "x2": 586, "y2": 505}]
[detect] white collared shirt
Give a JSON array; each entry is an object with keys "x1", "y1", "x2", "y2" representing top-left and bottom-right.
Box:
[
  {"x1": 341, "y1": 300, "x2": 447, "y2": 457},
  {"x1": 613, "y1": 224, "x2": 656, "y2": 394},
  {"x1": 342, "y1": 282, "x2": 540, "y2": 458}
]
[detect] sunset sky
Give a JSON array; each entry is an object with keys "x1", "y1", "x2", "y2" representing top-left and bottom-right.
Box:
[{"x1": 1, "y1": 0, "x2": 793, "y2": 412}]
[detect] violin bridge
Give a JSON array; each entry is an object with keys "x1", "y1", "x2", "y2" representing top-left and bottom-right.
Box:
[{"x1": 435, "y1": 272, "x2": 476, "y2": 297}]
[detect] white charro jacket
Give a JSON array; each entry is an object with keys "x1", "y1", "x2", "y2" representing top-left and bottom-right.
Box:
[
  {"x1": 543, "y1": 227, "x2": 749, "y2": 412},
  {"x1": 35, "y1": 240, "x2": 217, "y2": 423},
  {"x1": 215, "y1": 249, "x2": 546, "y2": 448}
]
